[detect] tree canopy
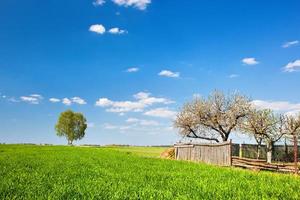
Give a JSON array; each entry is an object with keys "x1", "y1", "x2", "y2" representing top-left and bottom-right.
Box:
[
  {"x1": 55, "y1": 110, "x2": 87, "y2": 145},
  {"x1": 174, "y1": 91, "x2": 251, "y2": 142},
  {"x1": 240, "y1": 108, "x2": 286, "y2": 162}
]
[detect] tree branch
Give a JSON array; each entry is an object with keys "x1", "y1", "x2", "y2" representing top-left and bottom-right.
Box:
[{"x1": 187, "y1": 134, "x2": 220, "y2": 143}]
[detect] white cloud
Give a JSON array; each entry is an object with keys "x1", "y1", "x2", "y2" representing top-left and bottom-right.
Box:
[
  {"x1": 51, "y1": 97, "x2": 86, "y2": 105},
  {"x1": 134, "y1": 92, "x2": 174, "y2": 105},
  {"x1": 126, "y1": 118, "x2": 159, "y2": 126},
  {"x1": 49, "y1": 98, "x2": 60, "y2": 103},
  {"x1": 242, "y1": 57, "x2": 259, "y2": 65},
  {"x1": 109, "y1": 27, "x2": 127, "y2": 34},
  {"x1": 72, "y1": 97, "x2": 87, "y2": 105},
  {"x1": 158, "y1": 70, "x2": 180, "y2": 78},
  {"x1": 126, "y1": 67, "x2": 139, "y2": 72},
  {"x1": 20, "y1": 96, "x2": 39, "y2": 104},
  {"x1": 30, "y1": 94, "x2": 43, "y2": 99},
  {"x1": 112, "y1": 0, "x2": 151, "y2": 10},
  {"x1": 89, "y1": 24, "x2": 106, "y2": 34},
  {"x1": 95, "y1": 98, "x2": 113, "y2": 107},
  {"x1": 95, "y1": 92, "x2": 174, "y2": 113},
  {"x1": 20, "y1": 94, "x2": 43, "y2": 104},
  {"x1": 62, "y1": 98, "x2": 72, "y2": 106},
  {"x1": 251, "y1": 100, "x2": 300, "y2": 116},
  {"x1": 229, "y1": 74, "x2": 239, "y2": 78},
  {"x1": 144, "y1": 107, "x2": 177, "y2": 118},
  {"x1": 282, "y1": 40, "x2": 299, "y2": 48},
  {"x1": 283, "y1": 60, "x2": 300, "y2": 72},
  {"x1": 93, "y1": 0, "x2": 106, "y2": 6}
]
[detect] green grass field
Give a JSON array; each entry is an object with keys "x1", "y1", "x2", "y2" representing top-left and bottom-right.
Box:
[{"x1": 0, "y1": 144, "x2": 300, "y2": 199}]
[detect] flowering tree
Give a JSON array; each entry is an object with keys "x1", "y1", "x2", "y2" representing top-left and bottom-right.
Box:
[{"x1": 175, "y1": 91, "x2": 251, "y2": 143}]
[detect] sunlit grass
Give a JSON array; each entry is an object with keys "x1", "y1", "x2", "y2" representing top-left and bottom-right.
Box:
[
  {"x1": 0, "y1": 144, "x2": 299, "y2": 199},
  {"x1": 103, "y1": 145, "x2": 168, "y2": 157}
]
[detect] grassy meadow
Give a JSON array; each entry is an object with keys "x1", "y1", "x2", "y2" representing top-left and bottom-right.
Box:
[{"x1": 0, "y1": 144, "x2": 300, "y2": 199}]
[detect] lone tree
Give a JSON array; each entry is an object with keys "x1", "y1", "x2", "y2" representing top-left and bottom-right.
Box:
[
  {"x1": 175, "y1": 90, "x2": 251, "y2": 143},
  {"x1": 55, "y1": 110, "x2": 87, "y2": 145}
]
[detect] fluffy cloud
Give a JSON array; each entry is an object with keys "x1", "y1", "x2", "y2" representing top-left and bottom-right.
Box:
[
  {"x1": 93, "y1": 0, "x2": 106, "y2": 6},
  {"x1": 71, "y1": 97, "x2": 87, "y2": 105},
  {"x1": 283, "y1": 60, "x2": 300, "y2": 72},
  {"x1": 61, "y1": 97, "x2": 87, "y2": 106},
  {"x1": 144, "y1": 107, "x2": 177, "y2": 118},
  {"x1": 282, "y1": 40, "x2": 299, "y2": 48},
  {"x1": 126, "y1": 67, "x2": 139, "y2": 72},
  {"x1": 50, "y1": 97, "x2": 86, "y2": 105},
  {"x1": 108, "y1": 27, "x2": 127, "y2": 34},
  {"x1": 30, "y1": 94, "x2": 43, "y2": 99},
  {"x1": 20, "y1": 94, "x2": 43, "y2": 104},
  {"x1": 49, "y1": 98, "x2": 60, "y2": 103},
  {"x1": 251, "y1": 100, "x2": 300, "y2": 116},
  {"x1": 62, "y1": 98, "x2": 72, "y2": 106},
  {"x1": 89, "y1": 25, "x2": 128, "y2": 35},
  {"x1": 95, "y1": 92, "x2": 174, "y2": 113},
  {"x1": 242, "y1": 57, "x2": 259, "y2": 65},
  {"x1": 89, "y1": 24, "x2": 106, "y2": 34},
  {"x1": 112, "y1": 0, "x2": 151, "y2": 10},
  {"x1": 158, "y1": 70, "x2": 180, "y2": 78}
]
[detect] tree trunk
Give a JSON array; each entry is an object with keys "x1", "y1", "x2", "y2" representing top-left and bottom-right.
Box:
[
  {"x1": 223, "y1": 133, "x2": 229, "y2": 142},
  {"x1": 284, "y1": 138, "x2": 288, "y2": 162},
  {"x1": 68, "y1": 140, "x2": 73, "y2": 145},
  {"x1": 266, "y1": 141, "x2": 274, "y2": 164},
  {"x1": 255, "y1": 137, "x2": 262, "y2": 159},
  {"x1": 257, "y1": 144, "x2": 261, "y2": 159}
]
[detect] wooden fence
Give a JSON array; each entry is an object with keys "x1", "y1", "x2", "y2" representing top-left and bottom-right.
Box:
[
  {"x1": 174, "y1": 141, "x2": 232, "y2": 166},
  {"x1": 232, "y1": 156, "x2": 296, "y2": 173},
  {"x1": 174, "y1": 141, "x2": 299, "y2": 173}
]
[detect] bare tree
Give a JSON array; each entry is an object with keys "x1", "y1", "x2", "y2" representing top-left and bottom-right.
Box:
[
  {"x1": 283, "y1": 113, "x2": 300, "y2": 173},
  {"x1": 174, "y1": 90, "x2": 251, "y2": 143},
  {"x1": 240, "y1": 109, "x2": 275, "y2": 159}
]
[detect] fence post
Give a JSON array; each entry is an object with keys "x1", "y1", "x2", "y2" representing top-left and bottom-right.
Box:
[
  {"x1": 229, "y1": 139, "x2": 232, "y2": 166},
  {"x1": 294, "y1": 134, "x2": 298, "y2": 175},
  {"x1": 239, "y1": 143, "x2": 243, "y2": 158}
]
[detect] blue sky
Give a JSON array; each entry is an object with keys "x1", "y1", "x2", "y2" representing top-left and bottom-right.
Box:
[{"x1": 0, "y1": 0, "x2": 300, "y2": 145}]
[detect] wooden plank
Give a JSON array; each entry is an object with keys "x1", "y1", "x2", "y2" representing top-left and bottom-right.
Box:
[{"x1": 232, "y1": 156, "x2": 266, "y2": 163}]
